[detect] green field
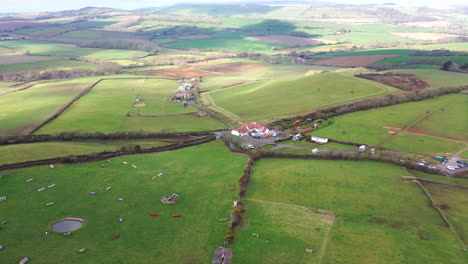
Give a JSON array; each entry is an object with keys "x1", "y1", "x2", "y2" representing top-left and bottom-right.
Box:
[
  {"x1": 232, "y1": 200, "x2": 334, "y2": 264},
  {"x1": 120, "y1": 114, "x2": 227, "y2": 132},
  {"x1": 200, "y1": 63, "x2": 339, "y2": 92},
  {"x1": 316, "y1": 94, "x2": 465, "y2": 155},
  {"x1": 237, "y1": 158, "x2": 466, "y2": 263},
  {"x1": 37, "y1": 78, "x2": 227, "y2": 134},
  {"x1": 0, "y1": 139, "x2": 172, "y2": 165},
  {"x1": 0, "y1": 79, "x2": 97, "y2": 136},
  {"x1": 164, "y1": 37, "x2": 289, "y2": 54},
  {"x1": 421, "y1": 181, "x2": 468, "y2": 247},
  {"x1": 0, "y1": 59, "x2": 95, "y2": 72},
  {"x1": 36, "y1": 79, "x2": 145, "y2": 134},
  {"x1": 0, "y1": 142, "x2": 248, "y2": 264},
  {"x1": 205, "y1": 72, "x2": 395, "y2": 123},
  {"x1": 391, "y1": 69, "x2": 468, "y2": 88},
  {"x1": 383, "y1": 133, "x2": 465, "y2": 156},
  {"x1": 410, "y1": 95, "x2": 467, "y2": 140}
]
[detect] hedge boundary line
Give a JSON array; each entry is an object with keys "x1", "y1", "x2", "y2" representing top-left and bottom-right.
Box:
[
  {"x1": 0, "y1": 135, "x2": 215, "y2": 171},
  {"x1": 408, "y1": 171, "x2": 467, "y2": 250},
  {"x1": 28, "y1": 79, "x2": 104, "y2": 135},
  {"x1": 270, "y1": 86, "x2": 467, "y2": 127},
  {"x1": 0, "y1": 130, "x2": 226, "y2": 146}
]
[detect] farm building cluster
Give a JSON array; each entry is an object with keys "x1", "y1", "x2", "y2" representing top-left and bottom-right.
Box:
[
  {"x1": 231, "y1": 122, "x2": 281, "y2": 138},
  {"x1": 171, "y1": 78, "x2": 197, "y2": 106}
]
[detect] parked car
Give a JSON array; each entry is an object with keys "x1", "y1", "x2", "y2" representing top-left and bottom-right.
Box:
[
  {"x1": 447, "y1": 166, "x2": 455, "y2": 171},
  {"x1": 417, "y1": 162, "x2": 425, "y2": 166}
]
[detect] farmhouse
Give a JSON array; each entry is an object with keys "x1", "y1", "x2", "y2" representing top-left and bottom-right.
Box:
[
  {"x1": 311, "y1": 135, "x2": 328, "y2": 144},
  {"x1": 231, "y1": 122, "x2": 280, "y2": 137}
]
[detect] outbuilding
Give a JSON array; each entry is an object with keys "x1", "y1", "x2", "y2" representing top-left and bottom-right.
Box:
[{"x1": 311, "y1": 135, "x2": 328, "y2": 144}]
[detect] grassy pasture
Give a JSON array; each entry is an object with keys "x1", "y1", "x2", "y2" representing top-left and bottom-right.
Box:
[
  {"x1": 0, "y1": 142, "x2": 248, "y2": 264},
  {"x1": 37, "y1": 78, "x2": 226, "y2": 134},
  {"x1": 200, "y1": 64, "x2": 339, "y2": 92},
  {"x1": 0, "y1": 40, "x2": 146, "y2": 61},
  {"x1": 127, "y1": 79, "x2": 195, "y2": 116},
  {"x1": 120, "y1": 114, "x2": 227, "y2": 132},
  {"x1": 231, "y1": 200, "x2": 334, "y2": 264},
  {"x1": 36, "y1": 79, "x2": 144, "y2": 134},
  {"x1": 383, "y1": 133, "x2": 465, "y2": 156},
  {"x1": 0, "y1": 139, "x2": 171, "y2": 165},
  {"x1": 0, "y1": 79, "x2": 97, "y2": 136},
  {"x1": 241, "y1": 158, "x2": 466, "y2": 263},
  {"x1": 410, "y1": 95, "x2": 467, "y2": 140},
  {"x1": 390, "y1": 69, "x2": 468, "y2": 88},
  {"x1": 316, "y1": 94, "x2": 465, "y2": 154},
  {"x1": 0, "y1": 59, "x2": 94, "y2": 72},
  {"x1": 205, "y1": 72, "x2": 394, "y2": 123},
  {"x1": 420, "y1": 181, "x2": 468, "y2": 247},
  {"x1": 0, "y1": 81, "x2": 20, "y2": 94},
  {"x1": 164, "y1": 37, "x2": 289, "y2": 54}
]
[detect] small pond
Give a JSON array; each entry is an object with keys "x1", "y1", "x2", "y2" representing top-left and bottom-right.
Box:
[{"x1": 52, "y1": 219, "x2": 83, "y2": 232}]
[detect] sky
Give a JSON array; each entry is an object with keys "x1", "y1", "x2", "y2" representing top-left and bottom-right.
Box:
[{"x1": 1, "y1": 0, "x2": 466, "y2": 13}]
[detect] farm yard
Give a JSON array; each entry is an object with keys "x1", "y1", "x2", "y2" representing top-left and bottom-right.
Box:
[{"x1": 0, "y1": 2, "x2": 467, "y2": 264}]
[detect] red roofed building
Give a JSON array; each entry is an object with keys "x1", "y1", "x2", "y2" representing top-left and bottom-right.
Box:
[{"x1": 231, "y1": 122, "x2": 280, "y2": 137}]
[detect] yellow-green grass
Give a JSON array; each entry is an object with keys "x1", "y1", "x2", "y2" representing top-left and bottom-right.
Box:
[
  {"x1": 0, "y1": 81, "x2": 20, "y2": 94},
  {"x1": 0, "y1": 40, "x2": 146, "y2": 60},
  {"x1": 0, "y1": 46, "x2": 14, "y2": 54},
  {"x1": 0, "y1": 40, "x2": 94, "y2": 57},
  {"x1": 127, "y1": 79, "x2": 196, "y2": 116},
  {"x1": 321, "y1": 32, "x2": 418, "y2": 44},
  {"x1": 404, "y1": 43, "x2": 468, "y2": 52},
  {"x1": 383, "y1": 133, "x2": 466, "y2": 156},
  {"x1": 0, "y1": 59, "x2": 95, "y2": 72},
  {"x1": 164, "y1": 37, "x2": 290, "y2": 54},
  {"x1": 421, "y1": 181, "x2": 468, "y2": 247},
  {"x1": 0, "y1": 79, "x2": 97, "y2": 136},
  {"x1": 410, "y1": 95, "x2": 467, "y2": 140},
  {"x1": 243, "y1": 159, "x2": 466, "y2": 263},
  {"x1": 200, "y1": 64, "x2": 339, "y2": 92},
  {"x1": 316, "y1": 94, "x2": 461, "y2": 147},
  {"x1": 390, "y1": 69, "x2": 468, "y2": 88},
  {"x1": 232, "y1": 199, "x2": 334, "y2": 264},
  {"x1": 36, "y1": 79, "x2": 145, "y2": 134},
  {"x1": 0, "y1": 139, "x2": 171, "y2": 165},
  {"x1": 83, "y1": 49, "x2": 148, "y2": 60},
  {"x1": 461, "y1": 151, "x2": 468, "y2": 159},
  {"x1": 206, "y1": 72, "x2": 395, "y2": 123},
  {"x1": 120, "y1": 114, "x2": 227, "y2": 132},
  {"x1": 0, "y1": 142, "x2": 248, "y2": 264}
]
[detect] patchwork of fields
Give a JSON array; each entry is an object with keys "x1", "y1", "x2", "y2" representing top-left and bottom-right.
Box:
[{"x1": 0, "y1": 3, "x2": 467, "y2": 264}]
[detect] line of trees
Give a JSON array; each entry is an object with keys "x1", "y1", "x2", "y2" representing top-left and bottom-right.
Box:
[
  {"x1": 77, "y1": 39, "x2": 159, "y2": 53},
  {"x1": 271, "y1": 85, "x2": 466, "y2": 127},
  {"x1": 0, "y1": 130, "x2": 220, "y2": 146}
]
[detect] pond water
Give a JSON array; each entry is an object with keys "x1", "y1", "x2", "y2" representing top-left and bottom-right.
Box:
[{"x1": 52, "y1": 219, "x2": 83, "y2": 232}]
